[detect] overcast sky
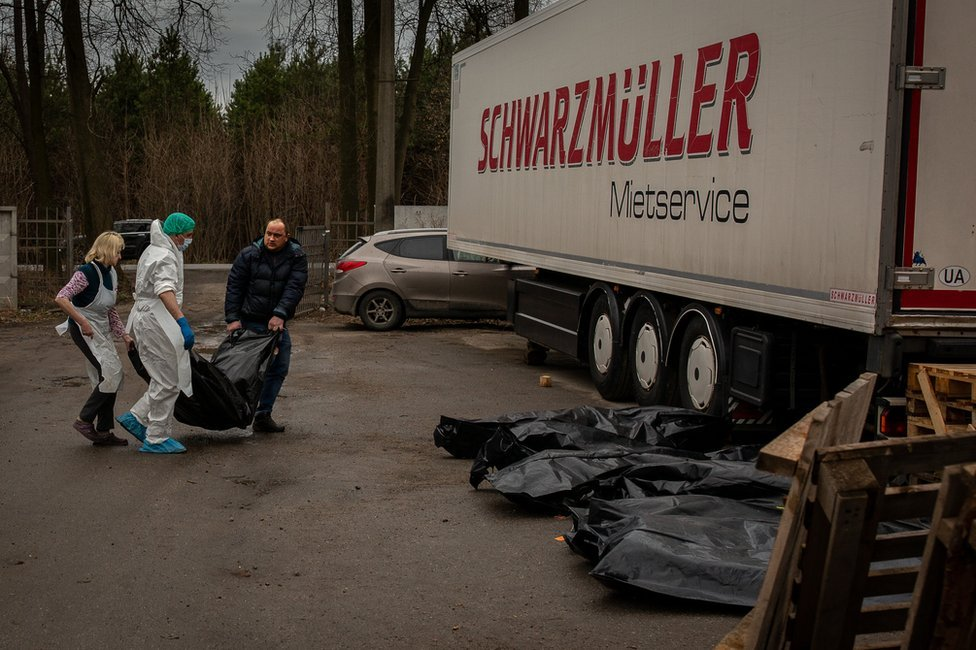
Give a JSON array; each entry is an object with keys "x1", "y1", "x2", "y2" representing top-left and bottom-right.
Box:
[{"x1": 207, "y1": 0, "x2": 273, "y2": 105}]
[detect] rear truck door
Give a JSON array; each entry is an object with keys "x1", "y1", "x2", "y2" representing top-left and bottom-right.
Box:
[{"x1": 899, "y1": 0, "x2": 976, "y2": 311}]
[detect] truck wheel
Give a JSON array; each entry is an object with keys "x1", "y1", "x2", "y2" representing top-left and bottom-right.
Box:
[
  {"x1": 677, "y1": 316, "x2": 725, "y2": 416},
  {"x1": 629, "y1": 298, "x2": 668, "y2": 406},
  {"x1": 587, "y1": 293, "x2": 632, "y2": 401},
  {"x1": 358, "y1": 290, "x2": 405, "y2": 331}
]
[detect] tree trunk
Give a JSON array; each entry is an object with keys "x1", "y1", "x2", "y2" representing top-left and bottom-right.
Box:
[
  {"x1": 364, "y1": 0, "x2": 380, "y2": 222},
  {"x1": 336, "y1": 0, "x2": 360, "y2": 222},
  {"x1": 374, "y1": 0, "x2": 395, "y2": 232},
  {"x1": 24, "y1": 0, "x2": 54, "y2": 208},
  {"x1": 514, "y1": 0, "x2": 529, "y2": 21},
  {"x1": 0, "y1": 0, "x2": 55, "y2": 209},
  {"x1": 394, "y1": 0, "x2": 436, "y2": 201},
  {"x1": 61, "y1": 0, "x2": 112, "y2": 237}
]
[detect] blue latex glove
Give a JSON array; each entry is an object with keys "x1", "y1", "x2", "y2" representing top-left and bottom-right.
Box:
[{"x1": 176, "y1": 316, "x2": 195, "y2": 350}]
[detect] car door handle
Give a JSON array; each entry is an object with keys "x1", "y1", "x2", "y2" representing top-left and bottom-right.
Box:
[
  {"x1": 390, "y1": 268, "x2": 407, "y2": 274},
  {"x1": 452, "y1": 271, "x2": 468, "y2": 277}
]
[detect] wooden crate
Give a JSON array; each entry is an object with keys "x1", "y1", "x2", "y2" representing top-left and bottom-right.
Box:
[
  {"x1": 718, "y1": 371, "x2": 976, "y2": 650},
  {"x1": 906, "y1": 363, "x2": 976, "y2": 437}
]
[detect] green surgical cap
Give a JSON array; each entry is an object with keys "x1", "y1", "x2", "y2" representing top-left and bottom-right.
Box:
[{"x1": 162, "y1": 212, "x2": 196, "y2": 235}]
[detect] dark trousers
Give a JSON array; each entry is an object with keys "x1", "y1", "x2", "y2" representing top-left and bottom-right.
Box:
[
  {"x1": 241, "y1": 320, "x2": 292, "y2": 415},
  {"x1": 68, "y1": 320, "x2": 118, "y2": 431}
]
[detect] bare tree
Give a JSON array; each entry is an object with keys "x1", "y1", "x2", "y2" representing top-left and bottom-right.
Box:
[
  {"x1": 336, "y1": 0, "x2": 359, "y2": 219},
  {"x1": 393, "y1": 0, "x2": 435, "y2": 200},
  {"x1": 0, "y1": 0, "x2": 54, "y2": 208},
  {"x1": 62, "y1": 0, "x2": 113, "y2": 235},
  {"x1": 513, "y1": 0, "x2": 528, "y2": 21},
  {"x1": 374, "y1": 0, "x2": 394, "y2": 230},
  {"x1": 363, "y1": 0, "x2": 379, "y2": 220}
]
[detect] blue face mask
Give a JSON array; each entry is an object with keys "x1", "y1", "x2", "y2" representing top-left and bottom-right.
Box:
[{"x1": 179, "y1": 237, "x2": 192, "y2": 252}]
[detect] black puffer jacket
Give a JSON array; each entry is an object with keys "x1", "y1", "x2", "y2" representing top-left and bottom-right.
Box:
[{"x1": 225, "y1": 237, "x2": 308, "y2": 323}]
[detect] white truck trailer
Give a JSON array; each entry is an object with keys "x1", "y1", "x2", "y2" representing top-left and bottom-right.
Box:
[{"x1": 447, "y1": 0, "x2": 976, "y2": 424}]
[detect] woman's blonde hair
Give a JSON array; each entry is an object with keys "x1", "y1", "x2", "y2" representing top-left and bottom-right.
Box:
[{"x1": 84, "y1": 231, "x2": 125, "y2": 264}]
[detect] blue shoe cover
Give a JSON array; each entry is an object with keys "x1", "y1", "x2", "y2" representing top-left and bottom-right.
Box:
[
  {"x1": 116, "y1": 412, "x2": 147, "y2": 443},
  {"x1": 138, "y1": 438, "x2": 186, "y2": 454}
]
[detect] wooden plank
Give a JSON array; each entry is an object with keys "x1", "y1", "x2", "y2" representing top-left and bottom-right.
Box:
[
  {"x1": 745, "y1": 401, "x2": 835, "y2": 649},
  {"x1": 745, "y1": 374, "x2": 878, "y2": 649},
  {"x1": 714, "y1": 608, "x2": 754, "y2": 650},
  {"x1": 863, "y1": 565, "x2": 919, "y2": 598},
  {"x1": 855, "y1": 602, "x2": 910, "y2": 634},
  {"x1": 757, "y1": 410, "x2": 813, "y2": 476},
  {"x1": 828, "y1": 373, "x2": 879, "y2": 448},
  {"x1": 878, "y1": 484, "x2": 941, "y2": 521},
  {"x1": 757, "y1": 373, "x2": 877, "y2": 477},
  {"x1": 915, "y1": 367, "x2": 947, "y2": 435},
  {"x1": 817, "y1": 432, "x2": 976, "y2": 479},
  {"x1": 806, "y1": 459, "x2": 880, "y2": 648},
  {"x1": 904, "y1": 464, "x2": 976, "y2": 650},
  {"x1": 872, "y1": 530, "x2": 929, "y2": 562},
  {"x1": 853, "y1": 642, "x2": 901, "y2": 650}
]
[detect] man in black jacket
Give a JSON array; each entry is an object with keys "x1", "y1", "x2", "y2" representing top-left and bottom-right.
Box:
[{"x1": 225, "y1": 218, "x2": 308, "y2": 432}]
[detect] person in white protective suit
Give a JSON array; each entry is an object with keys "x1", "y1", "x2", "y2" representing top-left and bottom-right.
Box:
[
  {"x1": 115, "y1": 212, "x2": 197, "y2": 454},
  {"x1": 55, "y1": 231, "x2": 135, "y2": 446}
]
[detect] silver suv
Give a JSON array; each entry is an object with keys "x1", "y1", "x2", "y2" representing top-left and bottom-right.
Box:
[{"x1": 329, "y1": 228, "x2": 534, "y2": 331}]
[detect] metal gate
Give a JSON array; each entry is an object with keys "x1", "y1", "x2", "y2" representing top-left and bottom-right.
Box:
[
  {"x1": 13, "y1": 206, "x2": 79, "y2": 309},
  {"x1": 294, "y1": 225, "x2": 330, "y2": 316}
]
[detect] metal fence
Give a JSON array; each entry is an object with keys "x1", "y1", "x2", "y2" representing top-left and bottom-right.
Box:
[
  {"x1": 329, "y1": 213, "x2": 373, "y2": 258},
  {"x1": 294, "y1": 225, "x2": 330, "y2": 316},
  {"x1": 15, "y1": 206, "x2": 80, "y2": 308}
]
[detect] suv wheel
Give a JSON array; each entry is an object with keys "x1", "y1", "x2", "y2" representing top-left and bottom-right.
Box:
[{"x1": 358, "y1": 290, "x2": 405, "y2": 331}]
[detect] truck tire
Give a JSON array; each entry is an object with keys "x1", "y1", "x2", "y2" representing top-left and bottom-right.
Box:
[
  {"x1": 628, "y1": 296, "x2": 669, "y2": 406},
  {"x1": 677, "y1": 315, "x2": 725, "y2": 416},
  {"x1": 587, "y1": 293, "x2": 632, "y2": 401},
  {"x1": 358, "y1": 290, "x2": 406, "y2": 331}
]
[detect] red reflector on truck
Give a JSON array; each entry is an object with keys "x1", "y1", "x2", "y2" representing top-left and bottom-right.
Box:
[
  {"x1": 879, "y1": 407, "x2": 907, "y2": 437},
  {"x1": 336, "y1": 260, "x2": 367, "y2": 274}
]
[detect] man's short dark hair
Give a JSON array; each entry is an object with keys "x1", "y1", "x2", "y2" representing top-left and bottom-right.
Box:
[{"x1": 267, "y1": 218, "x2": 288, "y2": 235}]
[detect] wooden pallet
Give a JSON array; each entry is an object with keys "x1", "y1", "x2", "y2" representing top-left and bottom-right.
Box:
[
  {"x1": 906, "y1": 363, "x2": 976, "y2": 437},
  {"x1": 903, "y1": 463, "x2": 976, "y2": 648},
  {"x1": 717, "y1": 372, "x2": 976, "y2": 650}
]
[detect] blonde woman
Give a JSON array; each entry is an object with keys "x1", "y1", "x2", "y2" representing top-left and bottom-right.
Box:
[{"x1": 55, "y1": 231, "x2": 135, "y2": 445}]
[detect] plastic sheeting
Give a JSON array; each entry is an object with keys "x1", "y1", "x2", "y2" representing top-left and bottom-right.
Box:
[
  {"x1": 433, "y1": 405, "x2": 730, "y2": 487},
  {"x1": 129, "y1": 329, "x2": 278, "y2": 430},
  {"x1": 565, "y1": 495, "x2": 783, "y2": 606},
  {"x1": 489, "y1": 447, "x2": 790, "y2": 511},
  {"x1": 434, "y1": 405, "x2": 792, "y2": 606}
]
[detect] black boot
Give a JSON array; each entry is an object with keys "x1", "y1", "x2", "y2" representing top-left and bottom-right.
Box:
[{"x1": 253, "y1": 412, "x2": 285, "y2": 433}]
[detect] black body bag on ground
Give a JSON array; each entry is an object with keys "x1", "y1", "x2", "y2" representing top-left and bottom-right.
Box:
[{"x1": 128, "y1": 329, "x2": 279, "y2": 430}]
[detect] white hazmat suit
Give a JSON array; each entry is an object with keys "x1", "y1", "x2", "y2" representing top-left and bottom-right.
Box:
[{"x1": 127, "y1": 219, "x2": 193, "y2": 444}]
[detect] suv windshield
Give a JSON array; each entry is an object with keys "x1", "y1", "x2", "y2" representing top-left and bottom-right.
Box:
[{"x1": 114, "y1": 221, "x2": 149, "y2": 233}]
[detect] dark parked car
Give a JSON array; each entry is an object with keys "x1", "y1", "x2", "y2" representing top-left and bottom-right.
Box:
[
  {"x1": 329, "y1": 228, "x2": 535, "y2": 331},
  {"x1": 114, "y1": 219, "x2": 152, "y2": 260}
]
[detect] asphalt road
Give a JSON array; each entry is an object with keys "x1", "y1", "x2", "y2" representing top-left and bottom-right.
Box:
[{"x1": 0, "y1": 268, "x2": 742, "y2": 648}]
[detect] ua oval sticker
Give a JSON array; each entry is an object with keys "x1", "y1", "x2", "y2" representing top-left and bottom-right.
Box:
[{"x1": 938, "y1": 266, "x2": 971, "y2": 287}]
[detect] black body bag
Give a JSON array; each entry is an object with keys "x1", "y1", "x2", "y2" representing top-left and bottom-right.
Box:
[{"x1": 128, "y1": 329, "x2": 280, "y2": 430}]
